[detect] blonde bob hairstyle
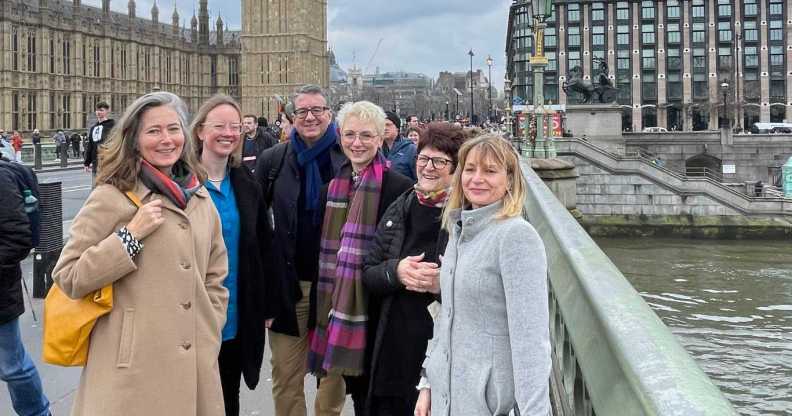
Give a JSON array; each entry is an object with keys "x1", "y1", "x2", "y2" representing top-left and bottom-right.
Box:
[
  {"x1": 189, "y1": 94, "x2": 244, "y2": 168},
  {"x1": 442, "y1": 133, "x2": 527, "y2": 231},
  {"x1": 96, "y1": 91, "x2": 206, "y2": 192},
  {"x1": 336, "y1": 100, "x2": 387, "y2": 137}
]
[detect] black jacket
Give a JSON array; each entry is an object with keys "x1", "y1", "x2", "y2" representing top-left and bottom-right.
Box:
[
  {"x1": 84, "y1": 119, "x2": 115, "y2": 171},
  {"x1": 225, "y1": 166, "x2": 281, "y2": 389},
  {"x1": 255, "y1": 141, "x2": 348, "y2": 336},
  {"x1": 0, "y1": 168, "x2": 33, "y2": 324},
  {"x1": 242, "y1": 128, "x2": 279, "y2": 172},
  {"x1": 362, "y1": 190, "x2": 448, "y2": 402}
]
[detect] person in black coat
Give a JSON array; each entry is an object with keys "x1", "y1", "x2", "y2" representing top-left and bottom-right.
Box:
[
  {"x1": 191, "y1": 95, "x2": 280, "y2": 416},
  {"x1": 0, "y1": 164, "x2": 51, "y2": 416},
  {"x1": 362, "y1": 122, "x2": 466, "y2": 415},
  {"x1": 308, "y1": 101, "x2": 413, "y2": 416}
]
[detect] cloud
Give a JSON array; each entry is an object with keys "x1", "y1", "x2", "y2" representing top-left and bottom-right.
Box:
[{"x1": 81, "y1": 0, "x2": 511, "y2": 89}]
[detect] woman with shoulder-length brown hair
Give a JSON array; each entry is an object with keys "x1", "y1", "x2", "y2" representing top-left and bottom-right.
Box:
[
  {"x1": 415, "y1": 134, "x2": 551, "y2": 416},
  {"x1": 53, "y1": 91, "x2": 229, "y2": 416},
  {"x1": 189, "y1": 94, "x2": 280, "y2": 416}
]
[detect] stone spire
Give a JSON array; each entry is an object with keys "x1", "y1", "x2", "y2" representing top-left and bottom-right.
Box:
[
  {"x1": 102, "y1": 0, "x2": 110, "y2": 15},
  {"x1": 128, "y1": 0, "x2": 135, "y2": 19},
  {"x1": 190, "y1": 13, "x2": 198, "y2": 43},
  {"x1": 216, "y1": 15, "x2": 224, "y2": 46},
  {"x1": 198, "y1": 0, "x2": 209, "y2": 45},
  {"x1": 172, "y1": 4, "x2": 180, "y2": 35},
  {"x1": 151, "y1": 1, "x2": 159, "y2": 24}
]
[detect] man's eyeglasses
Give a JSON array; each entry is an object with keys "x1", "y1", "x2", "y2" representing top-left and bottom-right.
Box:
[
  {"x1": 294, "y1": 106, "x2": 329, "y2": 119},
  {"x1": 416, "y1": 155, "x2": 453, "y2": 170},
  {"x1": 341, "y1": 131, "x2": 378, "y2": 144},
  {"x1": 203, "y1": 122, "x2": 243, "y2": 134}
]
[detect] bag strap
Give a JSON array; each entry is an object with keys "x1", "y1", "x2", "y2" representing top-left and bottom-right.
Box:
[
  {"x1": 125, "y1": 191, "x2": 143, "y2": 208},
  {"x1": 264, "y1": 143, "x2": 289, "y2": 206}
]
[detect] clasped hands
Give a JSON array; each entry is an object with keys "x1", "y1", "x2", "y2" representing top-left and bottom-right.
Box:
[{"x1": 396, "y1": 253, "x2": 440, "y2": 294}]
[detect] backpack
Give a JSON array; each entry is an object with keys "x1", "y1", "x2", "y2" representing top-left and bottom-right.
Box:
[{"x1": 0, "y1": 161, "x2": 40, "y2": 246}]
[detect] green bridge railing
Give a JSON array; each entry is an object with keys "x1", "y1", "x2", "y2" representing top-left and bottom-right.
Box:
[{"x1": 521, "y1": 160, "x2": 737, "y2": 416}]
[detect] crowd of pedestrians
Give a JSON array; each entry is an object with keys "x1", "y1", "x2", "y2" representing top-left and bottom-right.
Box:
[{"x1": 2, "y1": 83, "x2": 551, "y2": 416}]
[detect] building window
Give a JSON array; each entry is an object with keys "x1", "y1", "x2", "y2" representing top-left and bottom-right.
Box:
[
  {"x1": 62, "y1": 95, "x2": 71, "y2": 129},
  {"x1": 770, "y1": 80, "x2": 785, "y2": 99},
  {"x1": 744, "y1": 47, "x2": 758, "y2": 67},
  {"x1": 642, "y1": 24, "x2": 655, "y2": 44},
  {"x1": 769, "y1": 1, "x2": 783, "y2": 16},
  {"x1": 26, "y1": 30, "x2": 36, "y2": 72},
  {"x1": 166, "y1": 55, "x2": 172, "y2": 83},
  {"x1": 545, "y1": 27, "x2": 557, "y2": 47},
  {"x1": 49, "y1": 38, "x2": 56, "y2": 74},
  {"x1": 12, "y1": 93, "x2": 20, "y2": 131},
  {"x1": 228, "y1": 57, "x2": 239, "y2": 86},
  {"x1": 667, "y1": 23, "x2": 681, "y2": 44},
  {"x1": 49, "y1": 93, "x2": 56, "y2": 129},
  {"x1": 667, "y1": 0, "x2": 681, "y2": 19},
  {"x1": 568, "y1": 3, "x2": 580, "y2": 22},
  {"x1": 692, "y1": 23, "x2": 706, "y2": 43},
  {"x1": 11, "y1": 26, "x2": 19, "y2": 71},
  {"x1": 62, "y1": 38, "x2": 71, "y2": 75},
  {"x1": 770, "y1": 46, "x2": 784, "y2": 66},
  {"x1": 718, "y1": 22, "x2": 732, "y2": 42},
  {"x1": 642, "y1": 82, "x2": 657, "y2": 100},
  {"x1": 568, "y1": 26, "x2": 581, "y2": 47},
  {"x1": 618, "y1": 49, "x2": 630, "y2": 70},
  {"x1": 27, "y1": 93, "x2": 36, "y2": 131},
  {"x1": 717, "y1": 0, "x2": 731, "y2": 16},
  {"x1": 592, "y1": 3, "x2": 605, "y2": 21},
  {"x1": 770, "y1": 20, "x2": 783, "y2": 42},
  {"x1": 546, "y1": 51, "x2": 557, "y2": 71},
  {"x1": 642, "y1": 49, "x2": 656, "y2": 69},
  {"x1": 641, "y1": 1, "x2": 655, "y2": 19},
  {"x1": 592, "y1": 26, "x2": 605, "y2": 46},
  {"x1": 693, "y1": 48, "x2": 707, "y2": 71},
  {"x1": 718, "y1": 47, "x2": 732, "y2": 70},
  {"x1": 744, "y1": 2, "x2": 758, "y2": 16},
  {"x1": 743, "y1": 21, "x2": 758, "y2": 42},
  {"x1": 617, "y1": 25, "x2": 630, "y2": 45},
  {"x1": 692, "y1": 2, "x2": 705, "y2": 19},
  {"x1": 121, "y1": 48, "x2": 127, "y2": 79},
  {"x1": 568, "y1": 50, "x2": 581, "y2": 69},
  {"x1": 617, "y1": 1, "x2": 630, "y2": 21},
  {"x1": 668, "y1": 49, "x2": 682, "y2": 69},
  {"x1": 93, "y1": 45, "x2": 101, "y2": 77},
  {"x1": 82, "y1": 44, "x2": 87, "y2": 76}
]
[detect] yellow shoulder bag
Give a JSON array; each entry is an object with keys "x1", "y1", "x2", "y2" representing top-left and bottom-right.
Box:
[{"x1": 42, "y1": 191, "x2": 142, "y2": 366}]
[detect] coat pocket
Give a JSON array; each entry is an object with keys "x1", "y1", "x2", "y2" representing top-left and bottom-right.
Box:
[
  {"x1": 484, "y1": 335, "x2": 515, "y2": 415},
  {"x1": 116, "y1": 308, "x2": 135, "y2": 368}
]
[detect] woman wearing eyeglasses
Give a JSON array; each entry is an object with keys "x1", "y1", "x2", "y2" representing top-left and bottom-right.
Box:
[
  {"x1": 359, "y1": 122, "x2": 466, "y2": 415},
  {"x1": 190, "y1": 95, "x2": 279, "y2": 416},
  {"x1": 307, "y1": 100, "x2": 412, "y2": 415}
]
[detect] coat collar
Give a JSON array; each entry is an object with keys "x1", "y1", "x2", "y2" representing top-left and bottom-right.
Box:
[
  {"x1": 131, "y1": 181, "x2": 208, "y2": 218},
  {"x1": 450, "y1": 201, "x2": 504, "y2": 239}
]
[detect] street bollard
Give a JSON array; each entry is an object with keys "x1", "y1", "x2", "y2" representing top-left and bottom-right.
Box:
[
  {"x1": 59, "y1": 144, "x2": 68, "y2": 168},
  {"x1": 34, "y1": 143, "x2": 42, "y2": 170},
  {"x1": 33, "y1": 181, "x2": 63, "y2": 298}
]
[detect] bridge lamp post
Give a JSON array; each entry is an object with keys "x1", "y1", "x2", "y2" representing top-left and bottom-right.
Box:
[
  {"x1": 468, "y1": 49, "x2": 475, "y2": 124},
  {"x1": 528, "y1": 0, "x2": 554, "y2": 158},
  {"x1": 486, "y1": 55, "x2": 494, "y2": 123},
  {"x1": 720, "y1": 81, "x2": 730, "y2": 129}
]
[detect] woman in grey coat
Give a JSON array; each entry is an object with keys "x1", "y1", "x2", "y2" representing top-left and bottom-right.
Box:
[{"x1": 415, "y1": 134, "x2": 551, "y2": 416}]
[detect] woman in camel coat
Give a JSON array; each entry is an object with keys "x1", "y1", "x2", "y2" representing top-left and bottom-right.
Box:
[{"x1": 52, "y1": 91, "x2": 229, "y2": 415}]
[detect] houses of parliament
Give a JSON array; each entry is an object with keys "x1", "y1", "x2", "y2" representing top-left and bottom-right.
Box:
[{"x1": 0, "y1": 0, "x2": 329, "y2": 133}]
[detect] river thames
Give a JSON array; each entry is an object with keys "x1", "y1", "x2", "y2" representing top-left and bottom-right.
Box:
[{"x1": 598, "y1": 238, "x2": 792, "y2": 416}]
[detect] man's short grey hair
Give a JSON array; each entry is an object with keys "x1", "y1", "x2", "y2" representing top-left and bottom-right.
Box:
[{"x1": 294, "y1": 84, "x2": 326, "y2": 99}]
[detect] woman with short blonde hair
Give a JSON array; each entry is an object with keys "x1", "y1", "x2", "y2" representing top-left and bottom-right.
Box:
[{"x1": 416, "y1": 133, "x2": 550, "y2": 416}]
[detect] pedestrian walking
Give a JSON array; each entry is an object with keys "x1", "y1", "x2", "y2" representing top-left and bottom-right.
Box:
[
  {"x1": 307, "y1": 100, "x2": 413, "y2": 415},
  {"x1": 362, "y1": 122, "x2": 466, "y2": 415},
  {"x1": 52, "y1": 91, "x2": 229, "y2": 415},
  {"x1": 240, "y1": 114, "x2": 278, "y2": 172},
  {"x1": 83, "y1": 101, "x2": 115, "y2": 176},
  {"x1": 10, "y1": 131, "x2": 23, "y2": 163},
  {"x1": 70, "y1": 131, "x2": 81, "y2": 158},
  {"x1": 52, "y1": 130, "x2": 67, "y2": 160},
  {"x1": 414, "y1": 134, "x2": 551, "y2": 416},
  {"x1": 191, "y1": 95, "x2": 280, "y2": 416},
  {"x1": 0, "y1": 161, "x2": 51, "y2": 416},
  {"x1": 255, "y1": 84, "x2": 347, "y2": 416}
]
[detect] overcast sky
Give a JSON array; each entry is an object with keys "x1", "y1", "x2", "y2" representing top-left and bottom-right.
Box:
[{"x1": 84, "y1": 0, "x2": 511, "y2": 89}]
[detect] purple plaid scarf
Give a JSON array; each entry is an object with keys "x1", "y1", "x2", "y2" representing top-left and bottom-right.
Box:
[{"x1": 307, "y1": 154, "x2": 387, "y2": 377}]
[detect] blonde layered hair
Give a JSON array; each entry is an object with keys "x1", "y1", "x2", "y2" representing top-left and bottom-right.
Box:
[
  {"x1": 189, "y1": 94, "x2": 244, "y2": 168},
  {"x1": 442, "y1": 133, "x2": 527, "y2": 230},
  {"x1": 96, "y1": 91, "x2": 206, "y2": 191},
  {"x1": 336, "y1": 100, "x2": 387, "y2": 137}
]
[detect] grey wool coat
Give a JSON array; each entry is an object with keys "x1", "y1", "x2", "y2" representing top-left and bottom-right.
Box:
[{"x1": 423, "y1": 202, "x2": 551, "y2": 416}]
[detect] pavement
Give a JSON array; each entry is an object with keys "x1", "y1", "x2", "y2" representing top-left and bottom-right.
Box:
[{"x1": 1, "y1": 166, "x2": 355, "y2": 415}]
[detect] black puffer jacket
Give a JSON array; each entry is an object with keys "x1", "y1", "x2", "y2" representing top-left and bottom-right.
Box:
[
  {"x1": 0, "y1": 168, "x2": 33, "y2": 324},
  {"x1": 362, "y1": 189, "x2": 448, "y2": 403}
]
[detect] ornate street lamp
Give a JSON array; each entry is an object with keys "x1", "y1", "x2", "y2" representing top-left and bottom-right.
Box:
[
  {"x1": 527, "y1": 0, "x2": 554, "y2": 158},
  {"x1": 486, "y1": 55, "x2": 493, "y2": 123},
  {"x1": 720, "y1": 81, "x2": 730, "y2": 129}
]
